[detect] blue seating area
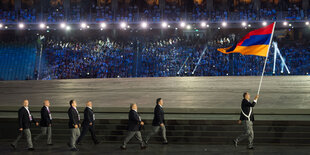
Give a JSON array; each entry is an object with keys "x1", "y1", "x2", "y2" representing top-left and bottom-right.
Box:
[{"x1": 0, "y1": 44, "x2": 37, "y2": 80}]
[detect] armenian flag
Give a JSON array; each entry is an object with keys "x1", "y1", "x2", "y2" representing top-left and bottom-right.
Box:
[{"x1": 217, "y1": 22, "x2": 275, "y2": 57}]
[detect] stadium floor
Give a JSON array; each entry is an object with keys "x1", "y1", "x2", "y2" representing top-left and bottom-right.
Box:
[
  {"x1": 2, "y1": 142, "x2": 310, "y2": 155},
  {"x1": 0, "y1": 76, "x2": 309, "y2": 114}
]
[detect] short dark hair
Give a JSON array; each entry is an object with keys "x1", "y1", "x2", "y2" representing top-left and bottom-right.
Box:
[
  {"x1": 243, "y1": 92, "x2": 248, "y2": 98},
  {"x1": 156, "y1": 98, "x2": 162, "y2": 104},
  {"x1": 69, "y1": 100, "x2": 75, "y2": 106}
]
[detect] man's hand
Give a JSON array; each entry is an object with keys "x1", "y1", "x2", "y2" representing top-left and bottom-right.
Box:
[
  {"x1": 89, "y1": 122, "x2": 93, "y2": 126},
  {"x1": 237, "y1": 120, "x2": 242, "y2": 124},
  {"x1": 78, "y1": 124, "x2": 81, "y2": 128},
  {"x1": 160, "y1": 123, "x2": 164, "y2": 127},
  {"x1": 74, "y1": 124, "x2": 78, "y2": 128},
  {"x1": 49, "y1": 124, "x2": 52, "y2": 127},
  {"x1": 19, "y1": 128, "x2": 23, "y2": 131},
  {"x1": 35, "y1": 122, "x2": 39, "y2": 126},
  {"x1": 254, "y1": 95, "x2": 259, "y2": 100},
  {"x1": 140, "y1": 121, "x2": 144, "y2": 126}
]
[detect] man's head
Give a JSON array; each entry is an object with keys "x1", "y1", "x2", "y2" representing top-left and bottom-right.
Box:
[
  {"x1": 44, "y1": 100, "x2": 50, "y2": 107},
  {"x1": 156, "y1": 98, "x2": 163, "y2": 106},
  {"x1": 243, "y1": 92, "x2": 250, "y2": 100},
  {"x1": 23, "y1": 100, "x2": 29, "y2": 107},
  {"x1": 130, "y1": 103, "x2": 137, "y2": 111},
  {"x1": 70, "y1": 100, "x2": 77, "y2": 107},
  {"x1": 86, "y1": 101, "x2": 92, "y2": 108}
]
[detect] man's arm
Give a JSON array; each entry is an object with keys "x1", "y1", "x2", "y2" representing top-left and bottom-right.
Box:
[
  {"x1": 72, "y1": 110, "x2": 79, "y2": 126},
  {"x1": 243, "y1": 98, "x2": 257, "y2": 107},
  {"x1": 43, "y1": 108, "x2": 50, "y2": 125},
  {"x1": 69, "y1": 109, "x2": 78, "y2": 126},
  {"x1": 84, "y1": 109, "x2": 90, "y2": 124},
  {"x1": 18, "y1": 109, "x2": 23, "y2": 129},
  {"x1": 155, "y1": 107, "x2": 164, "y2": 124},
  {"x1": 131, "y1": 111, "x2": 140, "y2": 123}
]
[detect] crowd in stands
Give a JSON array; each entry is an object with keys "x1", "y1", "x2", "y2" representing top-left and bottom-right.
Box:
[
  {"x1": 35, "y1": 34, "x2": 309, "y2": 80},
  {"x1": 41, "y1": 38, "x2": 135, "y2": 80},
  {"x1": 0, "y1": 9, "x2": 36, "y2": 23},
  {"x1": 0, "y1": 3, "x2": 309, "y2": 23}
]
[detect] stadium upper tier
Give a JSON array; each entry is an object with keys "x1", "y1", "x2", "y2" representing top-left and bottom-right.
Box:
[{"x1": 0, "y1": 4, "x2": 309, "y2": 24}]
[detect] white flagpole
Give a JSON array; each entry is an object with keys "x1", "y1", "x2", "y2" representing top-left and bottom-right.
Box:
[{"x1": 257, "y1": 22, "x2": 276, "y2": 96}]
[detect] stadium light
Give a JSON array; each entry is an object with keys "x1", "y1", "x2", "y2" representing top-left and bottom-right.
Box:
[
  {"x1": 222, "y1": 22, "x2": 227, "y2": 27},
  {"x1": 141, "y1": 22, "x2": 148, "y2": 29},
  {"x1": 248, "y1": 24, "x2": 251, "y2": 27},
  {"x1": 39, "y1": 23, "x2": 46, "y2": 29},
  {"x1": 161, "y1": 22, "x2": 168, "y2": 28},
  {"x1": 283, "y1": 21, "x2": 288, "y2": 26},
  {"x1": 200, "y1": 22, "x2": 207, "y2": 28},
  {"x1": 66, "y1": 25, "x2": 71, "y2": 31},
  {"x1": 5, "y1": 26, "x2": 8, "y2": 29},
  {"x1": 18, "y1": 23, "x2": 25, "y2": 29},
  {"x1": 0, "y1": 23, "x2": 3, "y2": 28},
  {"x1": 60, "y1": 22, "x2": 66, "y2": 29},
  {"x1": 80, "y1": 22, "x2": 87, "y2": 29},
  {"x1": 100, "y1": 22, "x2": 107, "y2": 28},
  {"x1": 180, "y1": 22, "x2": 186, "y2": 28},
  {"x1": 120, "y1": 22, "x2": 127, "y2": 29},
  {"x1": 262, "y1": 21, "x2": 267, "y2": 26},
  {"x1": 186, "y1": 25, "x2": 191, "y2": 30},
  {"x1": 242, "y1": 22, "x2": 247, "y2": 27},
  {"x1": 306, "y1": 21, "x2": 309, "y2": 25}
]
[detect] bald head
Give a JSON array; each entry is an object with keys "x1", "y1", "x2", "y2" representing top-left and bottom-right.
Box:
[
  {"x1": 23, "y1": 100, "x2": 29, "y2": 107},
  {"x1": 44, "y1": 100, "x2": 50, "y2": 107},
  {"x1": 86, "y1": 101, "x2": 92, "y2": 108}
]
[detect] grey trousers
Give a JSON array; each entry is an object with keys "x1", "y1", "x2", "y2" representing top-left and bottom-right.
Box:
[
  {"x1": 34, "y1": 127, "x2": 52, "y2": 144},
  {"x1": 69, "y1": 128, "x2": 80, "y2": 149},
  {"x1": 235, "y1": 120, "x2": 254, "y2": 148},
  {"x1": 122, "y1": 131, "x2": 145, "y2": 148},
  {"x1": 145, "y1": 125, "x2": 167, "y2": 143},
  {"x1": 12, "y1": 129, "x2": 33, "y2": 149}
]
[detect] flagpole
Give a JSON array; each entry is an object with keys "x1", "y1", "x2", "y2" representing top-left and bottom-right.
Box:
[{"x1": 257, "y1": 22, "x2": 276, "y2": 96}]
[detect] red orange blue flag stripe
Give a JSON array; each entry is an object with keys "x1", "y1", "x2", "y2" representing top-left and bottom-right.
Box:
[{"x1": 217, "y1": 22, "x2": 276, "y2": 57}]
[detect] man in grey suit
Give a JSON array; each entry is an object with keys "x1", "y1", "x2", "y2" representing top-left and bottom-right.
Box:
[
  {"x1": 33, "y1": 100, "x2": 53, "y2": 145},
  {"x1": 234, "y1": 92, "x2": 259, "y2": 150},
  {"x1": 121, "y1": 103, "x2": 147, "y2": 150},
  {"x1": 11, "y1": 100, "x2": 39, "y2": 151},
  {"x1": 145, "y1": 98, "x2": 168, "y2": 144},
  {"x1": 67, "y1": 100, "x2": 81, "y2": 151}
]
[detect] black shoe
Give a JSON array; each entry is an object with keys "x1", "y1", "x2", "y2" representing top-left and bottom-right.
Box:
[
  {"x1": 120, "y1": 146, "x2": 126, "y2": 150},
  {"x1": 248, "y1": 147, "x2": 255, "y2": 150},
  {"x1": 67, "y1": 142, "x2": 71, "y2": 148},
  {"x1": 233, "y1": 140, "x2": 238, "y2": 148},
  {"x1": 76, "y1": 142, "x2": 82, "y2": 146},
  {"x1": 10, "y1": 144, "x2": 16, "y2": 150},
  {"x1": 140, "y1": 146, "x2": 147, "y2": 150},
  {"x1": 47, "y1": 143, "x2": 53, "y2": 146},
  {"x1": 163, "y1": 142, "x2": 168, "y2": 145},
  {"x1": 28, "y1": 148, "x2": 35, "y2": 151},
  {"x1": 70, "y1": 148, "x2": 79, "y2": 151},
  {"x1": 144, "y1": 140, "x2": 148, "y2": 145},
  {"x1": 94, "y1": 141, "x2": 100, "y2": 145}
]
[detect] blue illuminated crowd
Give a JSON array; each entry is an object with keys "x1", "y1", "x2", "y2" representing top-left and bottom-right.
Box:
[{"x1": 37, "y1": 36, "x2": 309, "y2": 80}]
